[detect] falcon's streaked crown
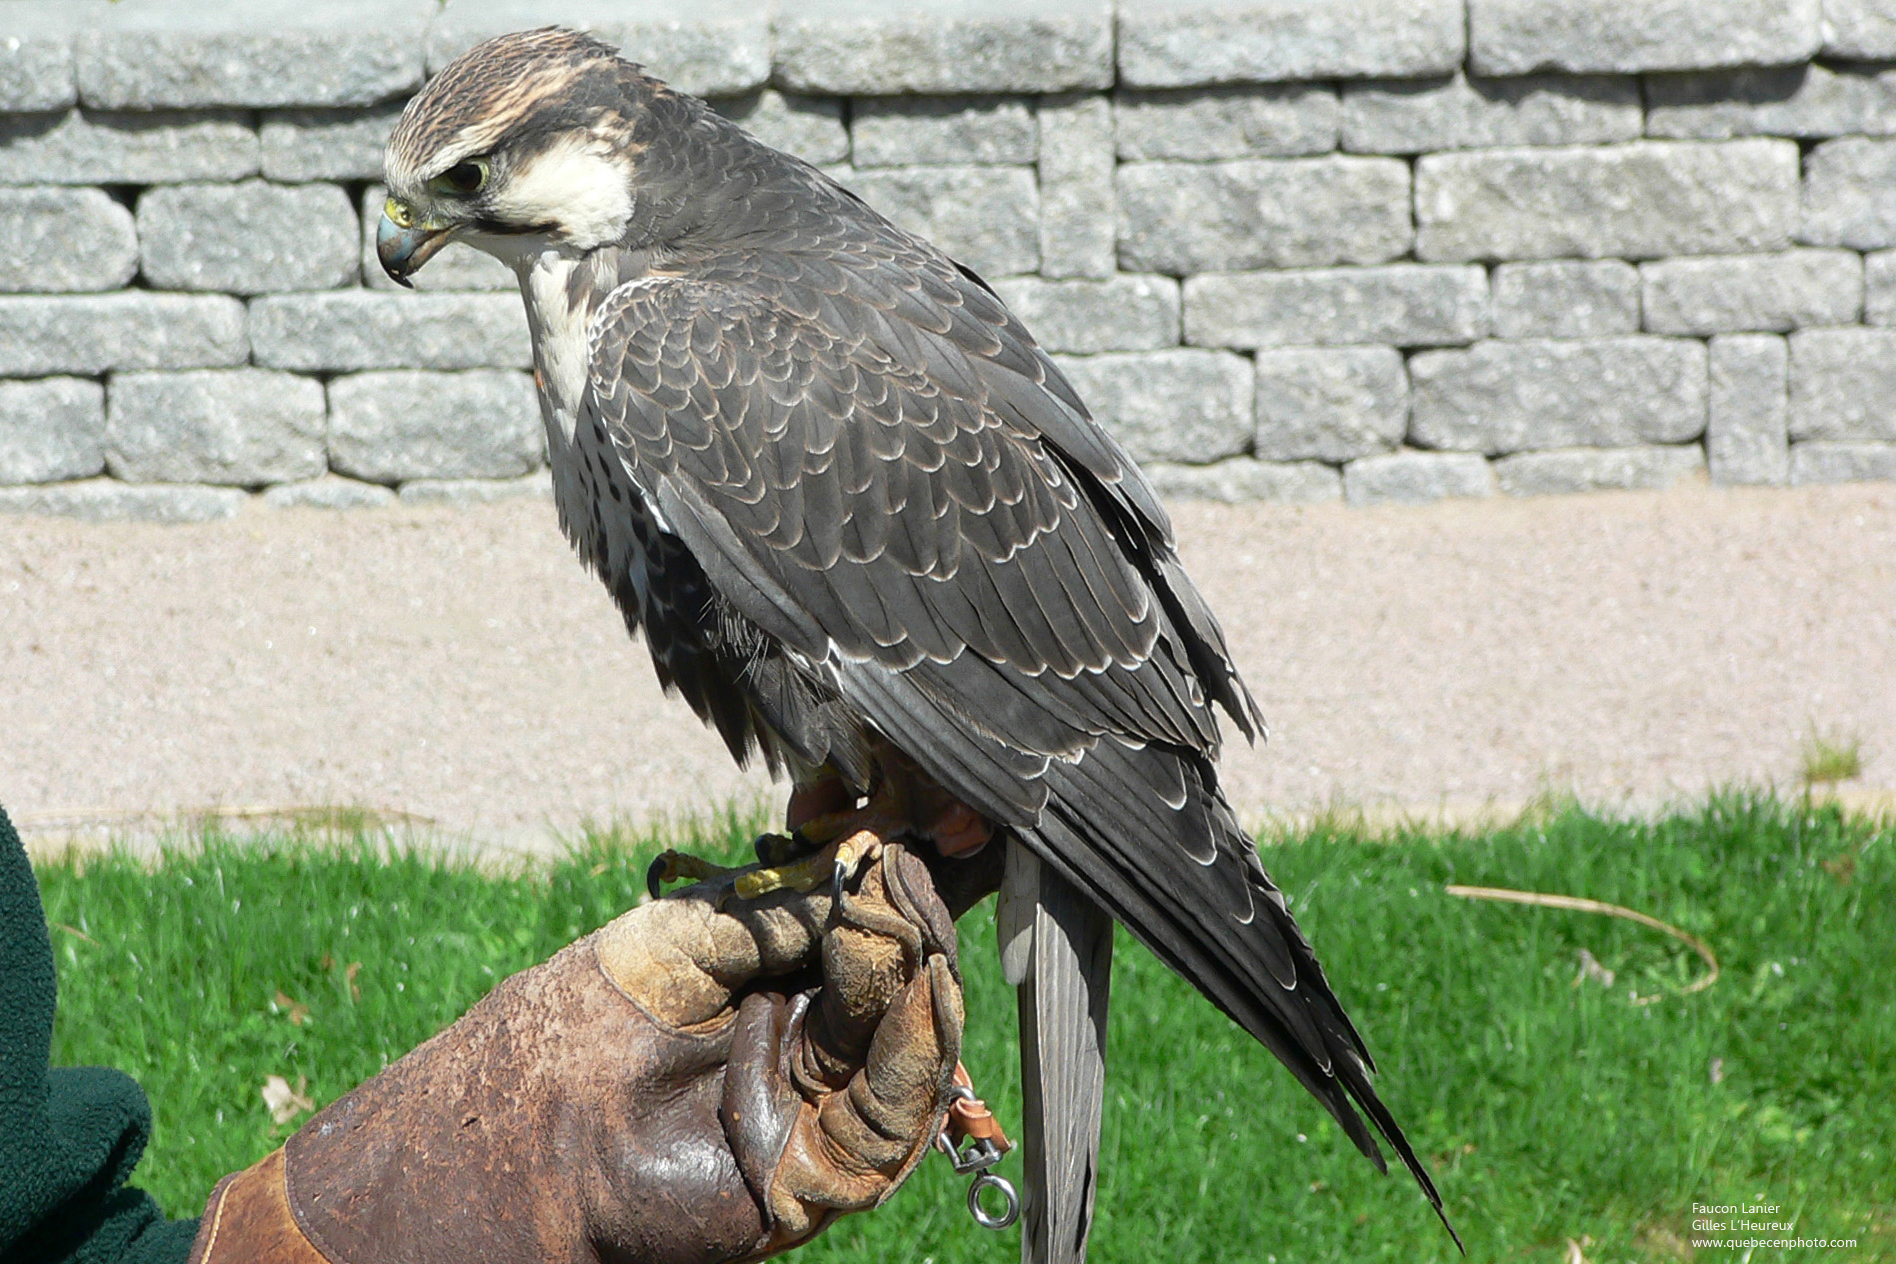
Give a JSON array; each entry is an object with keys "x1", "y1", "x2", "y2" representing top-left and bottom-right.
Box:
[{"x1": 379, "y1": 28, "x2": 660, "y2": 279}]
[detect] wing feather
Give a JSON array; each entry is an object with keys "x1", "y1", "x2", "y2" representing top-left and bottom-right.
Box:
[{"x1": 585, "y1": 232, "x2": 1444, "y2": 1229}]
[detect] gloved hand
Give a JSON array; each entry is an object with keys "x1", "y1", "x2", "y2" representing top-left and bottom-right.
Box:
[{"x1": 186, "y1": 843, "x2": 964, "y2": 1264}]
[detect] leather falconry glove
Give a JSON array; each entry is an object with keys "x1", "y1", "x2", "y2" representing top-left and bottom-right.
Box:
[{"x1": 186, "y1": 843, "x2": 964, "y2": 1264}]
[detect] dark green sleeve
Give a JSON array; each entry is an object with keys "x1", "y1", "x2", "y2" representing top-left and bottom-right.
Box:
[{"x1": 0, "y1": 807, "x2": 199, "y2": 1264}]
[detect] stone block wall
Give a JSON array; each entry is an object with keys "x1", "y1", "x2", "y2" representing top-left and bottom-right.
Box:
[{"x1": 4, "y1": 0, "x2": 1896, "y2": 522}]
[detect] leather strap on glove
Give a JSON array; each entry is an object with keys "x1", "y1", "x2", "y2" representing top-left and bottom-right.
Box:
[{"x1": 187, "y1": 843, "x2": 962, "y2": 1264}]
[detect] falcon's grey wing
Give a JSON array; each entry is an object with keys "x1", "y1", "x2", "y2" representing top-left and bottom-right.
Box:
[{"x1": 583, "y1": 267, "x2": 1450, "y2": 1231}]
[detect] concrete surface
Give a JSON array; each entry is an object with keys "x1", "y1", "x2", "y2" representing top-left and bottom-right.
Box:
[{"x1": 3, "y1": 481, "x2": 1891, "y2": 854}]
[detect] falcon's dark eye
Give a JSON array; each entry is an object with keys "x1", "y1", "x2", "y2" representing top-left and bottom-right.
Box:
[{"x1": 434, "y1": 160, "x2": 489, "y2": 196}]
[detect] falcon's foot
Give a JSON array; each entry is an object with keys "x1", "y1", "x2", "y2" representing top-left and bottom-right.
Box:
[
  {"x1": 646, "y1": 762, "x2": 996, "y2": 906},
  {"x1": 645, "y1": 828, "x2": 886, "y2": 904},
  {"x1": 736, "y1": 828, "x2": 884, "y2": 901},
  {"x1": 645, "y1": 849, "x2": 746, "y2": 900}
]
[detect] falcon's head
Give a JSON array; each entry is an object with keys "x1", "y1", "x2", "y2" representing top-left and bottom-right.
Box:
[{"x1": 378, "y1": 27, "x2": 662, "y2": 284}]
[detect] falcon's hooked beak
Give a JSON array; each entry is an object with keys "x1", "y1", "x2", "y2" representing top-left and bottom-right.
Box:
[{"x1": 376, "y1": 197, "x2": 457, "y2": 288}]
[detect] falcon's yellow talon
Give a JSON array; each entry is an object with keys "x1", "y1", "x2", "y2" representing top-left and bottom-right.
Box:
[{"x1": 834, "y1": 833, "x2": 884, "y2": 885}]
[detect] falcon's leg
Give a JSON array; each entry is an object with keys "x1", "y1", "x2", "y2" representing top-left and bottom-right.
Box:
[
  {"x1": 786, "y1": 768, "x2": 855, "y2": 835},
  {"x1": 793, "y1": 760, "x2": 995, "y2": 859}
]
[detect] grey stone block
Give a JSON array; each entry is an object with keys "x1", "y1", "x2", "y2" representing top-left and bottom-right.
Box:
[
  {"x1": 1051, "y1": 350, "x2": 1253, "y2": 463},
  {"x1": 1342, "y1": 72, "x2": 1640, "y2": 153},
  {"x1": 1118, "y1": 156, "x2": 1411, "y2": 274},
  {"x1": 250, "y1": 292, "x2": 531, "y2": 372},
  {"x1": 1490, "y1": 260, "x2": 1641, "y2": 337},
  {"x1": 328, "y1": 371, "x2": 542, "y2": 484},
  {"x1": 1821, "y1": 0, "x2": 1896, "y2": 58},
  {"x1": 1801, "y1": 137, "x2": 1896, "y2": 250},
  {"x1": 709, "y1": 91, "x2": 848, "y2": 165},
  {"x1": 1343, "y1": 451, "x2": 1494, "y2": 505},
  {"x1": 1118, "y1": 0, "x2": 1464, "y2": 86},
  {"x1": 76, "y1": 0, "x2": 431, "y2": 109},
  {"x1": 0, "y1": 377, "x2": 104, "y2": 484},
  {"x1": 839, "y1": 167, "x2": 1039, "y2": 277},
  {"x1": 1493, "y1": 446, "x2": 1706, "y2": 495},
  {"x1": 0, "y1": 110, "x2": 258, "y2": 185},
  {"x1": 1185, "y1": 264, "x2": 1487, "y2": 349},
  {"x1": 263, "y1": 476, "x2": 398, "y2": 510},
  {"x1": 0, "y1": 478, "x2": 247, "y2": 522},
  {"x1": 1648, "y1": 65, "x2": 1896, "y2": 140},
  {"x1": 1143, "y1": 458, "x2": 1341, "y2": 504},
  {"x1": 1708, "y1": 333, "x2": 1790, "y2": 485},
  {"x1": 1468, "y1": 0, "x2": 1821, "y2": 75},
  {"x1": 852, "y1": 97, "x2": 1035, "y2": 167},
  {"x1": 398, "y1": 471, "x2": 555, "y2": 505},
  {"x1": 106, "y1": 370, "x2": 326, "y2": 487},
  {"x1": 261, "y1": 105, "x2": 402, "y2": 182},
  {"x1": 0, "y1": 294, "x2": 247, "y2": 375},
  {"x1": 991, "y1": 275, "x2": 1180, "y2": 352},
  {"x1": 1866, "y1": 250, "x2": 1896, "y2": 325},
  {"x1": 0, "y1": 42, "x2": 71, "y2": 113},
  {"x1": 1789, "y1": 327, "x2": 1896, "y2": 441},
  {"x1": 1410, "y1": 337, "x2": 1708, "y2": 454},
  {"x1": 1255, "y1": 346, "x2": 1408, "y2": 462},
  {"x1": 428, "y1": 0, "x2": 770, "y2": 96},
  {"x1": 1416, "y1": 141, "x2": 1799, "y2": 262},
  {"x1": 1115, "y1": 86, "x2": 1338, "y2": 159},
  {"x1": 1641, "y1": 250, "x2": 1862, "y2": 335},
  {"x1": 0, "y1": 187, "x2": 136, "y2": 293},
  {"x1": 775, "y1": 0, "x2": 1114, "y2": 94},
  {"x1": 1038, "y1": 94, "x2": 1115, "y2": 279},
  {"x1": 1790, "y1": 440, "x2": 1896, "y2": 483},
  {"x1": 0, "y1": 3, "x2": 104, "y2": 112},
  {"x1": 138, "y1": 181, "x2": 358, "y2": 295},
  {"x1": 360, "y1": 186, "x2": 514, "y2": 293}
]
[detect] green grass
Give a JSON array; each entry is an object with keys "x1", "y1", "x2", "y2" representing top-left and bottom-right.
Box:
[{"x1": 33, "y1": 794, "x2": 1896, "y2": 1262}]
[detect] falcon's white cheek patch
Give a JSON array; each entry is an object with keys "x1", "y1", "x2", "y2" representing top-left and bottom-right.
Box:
[{"x1": 493, "y1": 136, "x2": 633, "y2": 252}]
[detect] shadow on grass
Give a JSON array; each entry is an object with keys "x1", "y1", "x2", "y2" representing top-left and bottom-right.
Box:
[{"x1": 32, "y1": 792, "x2": 1895, "y2": 1262}]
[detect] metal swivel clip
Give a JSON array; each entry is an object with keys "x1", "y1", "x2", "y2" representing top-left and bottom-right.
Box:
[{"x1": 935, "y1": 1066, "x2": 1019, "y2": 1231}]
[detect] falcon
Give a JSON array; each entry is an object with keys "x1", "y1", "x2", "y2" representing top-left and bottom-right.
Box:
[{"x1": 377, "y1": 28, "x2": 1450, "y2": 1257}]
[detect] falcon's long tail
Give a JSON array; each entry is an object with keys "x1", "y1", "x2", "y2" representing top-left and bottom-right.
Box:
[{"x1": 1020, "y1": 736, "x2": 1460, "y2": 1248}]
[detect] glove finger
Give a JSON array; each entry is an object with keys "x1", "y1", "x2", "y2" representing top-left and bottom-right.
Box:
[
  {"x1": 807, "y1": 843, "x2": 960, "y2": 1073},
  {"x1": 835, "y1": 952, "x2": 965, "y2": 1170},
  {"x1": 765, "y1": 847, "x2": 965, "y2": 1235},
  {"x1": 830, "y1": 846, "x2": 964, "y2": 1178},
  {"x1": 594, "y1": 883, "x2": 832, "y2": 1028},
  {"x1": 768, "y1": 952, "x2": 962, "y2": 1236}
]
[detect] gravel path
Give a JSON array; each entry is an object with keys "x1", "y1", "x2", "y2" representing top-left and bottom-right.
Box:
[{"x1": 4, "y1": 481, "x2": 1892, "y2": 853}]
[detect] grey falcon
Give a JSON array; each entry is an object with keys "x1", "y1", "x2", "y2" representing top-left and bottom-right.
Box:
[{"x1": 376, "y1": 27, "x2": 1452, "y2": 1258}]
